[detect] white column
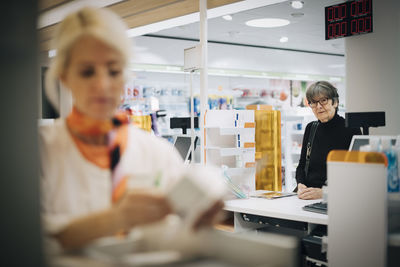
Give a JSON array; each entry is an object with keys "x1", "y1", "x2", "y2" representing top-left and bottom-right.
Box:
[
  {"x1": 345, "y1": 0, "x2": 400, "y2": 135},
  {"x1": 200, "y1": 0, "x2": 208, "y2": 164}
]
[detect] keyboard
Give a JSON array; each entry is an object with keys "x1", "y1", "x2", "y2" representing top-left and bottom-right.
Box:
[{"x1": 303, "y1": 202, "x2": 327, "y2": 214}]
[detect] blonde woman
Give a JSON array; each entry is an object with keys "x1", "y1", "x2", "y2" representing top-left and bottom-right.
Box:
[{"x1": 41, "y1": 7, "x2": 222, "y2": 252}]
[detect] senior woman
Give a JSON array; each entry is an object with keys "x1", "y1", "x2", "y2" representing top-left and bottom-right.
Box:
[
  {"x1": 41, "y1": 7, "x2": 221, "y2": 252},
  {"x1": 295, "y1": 81, "x2": 361, "y2": 200}
]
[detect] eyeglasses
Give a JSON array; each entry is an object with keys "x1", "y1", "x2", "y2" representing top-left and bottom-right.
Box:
[{"x1": 308, "y1": 98, "x2": 330, "y2": 108}]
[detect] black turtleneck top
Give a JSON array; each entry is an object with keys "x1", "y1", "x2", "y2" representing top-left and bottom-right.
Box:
[{"x1": 295, "y1": 113, "x2": 362, "y2": 188}]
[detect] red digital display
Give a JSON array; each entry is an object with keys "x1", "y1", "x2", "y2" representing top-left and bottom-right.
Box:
[{"x1": 325, "y1": 0, "x2": 373, "y2": 40}]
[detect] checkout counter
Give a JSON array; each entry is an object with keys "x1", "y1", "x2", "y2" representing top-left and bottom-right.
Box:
[
  {"x1": 225, "y1": 149, "x2": 400, "y2": 267},
  {"x1": 49, "y1": 226, "x2": 299, "y2": 267},
  {"x1": 47, "y1": 145, "x2": 399, "y2": 267}
]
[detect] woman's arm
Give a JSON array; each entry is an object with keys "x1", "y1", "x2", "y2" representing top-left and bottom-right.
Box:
[
  {"x1": 53, "y1": 208, "x2": 120, "y2": 250},
  {"x1": 54, "y1": 190, "x2": 172, "y2": 250}
]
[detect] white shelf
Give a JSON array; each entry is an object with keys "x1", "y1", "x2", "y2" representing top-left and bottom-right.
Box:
[
  {"x1": 205, "y1": 127, "x2": 255, "y2": 135},
  {"x1": 205, "y1": 146, "x2": 255, "y2": 156},
  {"x1": 291, "y1": 130, "x2": 304, "y2": 135},
  {"x1": 281, "y1": 111, "x2": 314, "y2": 192},
  {"x1": 205, "y1": 110, "x2": 256, "y2": 194},
  {"x1": 282, "y1": 115, "x2": 305, "y2": 121}
]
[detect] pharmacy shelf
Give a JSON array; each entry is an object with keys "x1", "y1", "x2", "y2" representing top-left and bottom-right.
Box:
[
  {"x1": 205, "y1": 110, "x2": 256, "y2": 194},
  {"x1": 291, "y1": 130, "x2": 305, "y2": 135},
  {"x1": 205, "y1": 146, "x2": 255, "y2": 157},
  {"x1": 205, "y1": 127, "x2": 255, "y2": 136}
]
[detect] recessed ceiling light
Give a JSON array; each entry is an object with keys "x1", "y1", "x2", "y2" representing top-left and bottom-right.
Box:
[
  {"x1": 280, "y1": 36, "x2": 289, "y2": 43},
  {"x1": 290, "y1": 1, "x2": 304, "y2": 9},
  {"x1": 222, "y1": 15, "x2": 233, "y2": 21},
  {"x1": 291, "y1": 12, "x2": 304, "y2": 18},
  {"x1": 245, "y1": 18, "x2": 290, "y2": 28}
]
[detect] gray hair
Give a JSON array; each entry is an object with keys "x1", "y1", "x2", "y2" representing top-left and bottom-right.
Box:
[
  {"x1": 306, "y1": 81, "x2": 339, "y2": 108},
  {"x1": 45, "y1": 7, "x2": 132, "y2": 111}
]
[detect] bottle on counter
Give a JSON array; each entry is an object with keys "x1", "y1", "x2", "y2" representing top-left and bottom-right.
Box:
[
  {"x1": 394, "y1": 136, "x2": 400, "y2": 188},
  {"x1": 382, "y1": 139, "x2": 399, "y2": 193}
]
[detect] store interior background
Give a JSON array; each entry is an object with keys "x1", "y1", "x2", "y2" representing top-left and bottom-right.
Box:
[
  {"x1": 38, "y1": 0, "x2": 400, "y2": 139},
  {"x1": 42, "y1": 0, "x2": 347, "y2": 120},
  {"x1": 37, "y1": 0, "x2": 400, "y2": 216},
  {"x1": 1, "y1": 0, "x2": 398, "y2": 265},
  {"x1": 39, "y1": 0, "x2": 350, "y2": 192},
  {"x1": 122, "y1": 0, "x2": 348, "y2": 192}
]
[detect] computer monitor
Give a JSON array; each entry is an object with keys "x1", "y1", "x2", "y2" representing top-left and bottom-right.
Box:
[
  {"x1": 348, "y1": 135, "x2": 398, "y2": 151},
  {"x1": 170, "y1": 117, "x2": 199, "y2": 134},
  {"x1": 345, "y1": 112, "x2": 385, "y2": 135},
  {"x1": 173, "y1": 136, "x2": 198, "y2": 163}
]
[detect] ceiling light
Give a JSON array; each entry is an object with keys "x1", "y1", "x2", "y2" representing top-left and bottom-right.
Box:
[
  {"x1": 222, "y1": 15, "x2": 233, "y2": 21},
  {"x1": 280, "y1": 36, "x2": 289, "y2": 43},
  {"x1": 290, "y1": 1, "x2": 304, "y2": 9},
  {"x1": 245, "y1": 18, "x2": 290, "y2": 28},
  {"x1": 290, "y1": 12, "x2": 304, "y2": 18}
]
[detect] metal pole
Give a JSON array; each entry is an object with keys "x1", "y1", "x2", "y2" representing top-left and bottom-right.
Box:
[
  {"x1": 190, "y1": 70, "x2": 195, "y2": 163},
  {"x1": 199, "y1": 0, "x2": 208, "y2": 165}
]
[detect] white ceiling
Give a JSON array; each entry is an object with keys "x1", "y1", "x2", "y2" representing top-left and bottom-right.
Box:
[
  {"x1": 132, "y1": 0, "x2": 347, "y2": 77},
  {"x1": 154, "y1": 0, "x2": 345, "y2": 55}
]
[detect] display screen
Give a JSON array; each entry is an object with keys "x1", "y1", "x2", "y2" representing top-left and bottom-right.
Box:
[{"x1": 325, "y1": 0, "x2": 373, "y2": 40}]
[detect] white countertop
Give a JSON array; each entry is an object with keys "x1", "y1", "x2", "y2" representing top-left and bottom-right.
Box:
[{"x1": 224, "y1": 196, "x2": 328, "y2": 225}]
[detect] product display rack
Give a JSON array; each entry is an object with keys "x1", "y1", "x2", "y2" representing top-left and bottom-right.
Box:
[
  {"x1": 204, "y1": 110, "x2": 256, "y2": 195},
  {"x1": 281, "y1": 111, "x2": 314, "y2": 191}
]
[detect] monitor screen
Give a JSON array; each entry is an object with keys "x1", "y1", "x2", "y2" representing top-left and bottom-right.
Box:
[
  {"x1": 173, "y1": 136, "x2": 198, "y2": 162},
  {"x1": 349, "y1": 135, "x2": 397, "y2": 151},
  {"x1": 349, "y1": 137, "x2": 370, "y2": 151}
]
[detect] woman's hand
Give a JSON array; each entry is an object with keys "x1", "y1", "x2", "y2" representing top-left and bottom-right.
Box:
[
  {"x1": 297, "y1": 183, "x2": 307, "y2": 195},
  {"x1": 192, "y1": 200, "x2": 225, "y2": 231},
  {"x1": 297, "y1": 185, "x2": 323, "y2": 200},
  {"x1": 113, "y1": 190, "x2": 172, "y2": 230}
]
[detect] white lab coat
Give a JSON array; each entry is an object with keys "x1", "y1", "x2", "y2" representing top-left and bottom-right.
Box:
[{"x1": 39, "y1": 119, "x2": 184, "y2": 251}]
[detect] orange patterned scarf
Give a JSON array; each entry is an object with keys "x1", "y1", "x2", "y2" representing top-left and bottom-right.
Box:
[{"x1": 66, "y1": 107, "x2": 130, "y2": 203}]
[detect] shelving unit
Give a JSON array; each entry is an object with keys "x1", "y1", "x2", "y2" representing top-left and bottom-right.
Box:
[
  {"x1": 281, "y1": 110, "x2": 315, "y2": 192},
  {"x1": 204, "y1": 110, "x2": 256, "y2": 195}
]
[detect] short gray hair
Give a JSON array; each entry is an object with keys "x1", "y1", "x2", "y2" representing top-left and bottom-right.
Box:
[
  {"x1": 306, "y1": 81, "x2": 339, "y2": 107},
  {"x1": 45, "y1": 7, "x2": 132, "y2": 111}
]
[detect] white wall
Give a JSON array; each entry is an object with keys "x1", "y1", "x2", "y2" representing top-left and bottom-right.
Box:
[{"x1": 346, "y1": 0, "x2": 400, "y2": 135}]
